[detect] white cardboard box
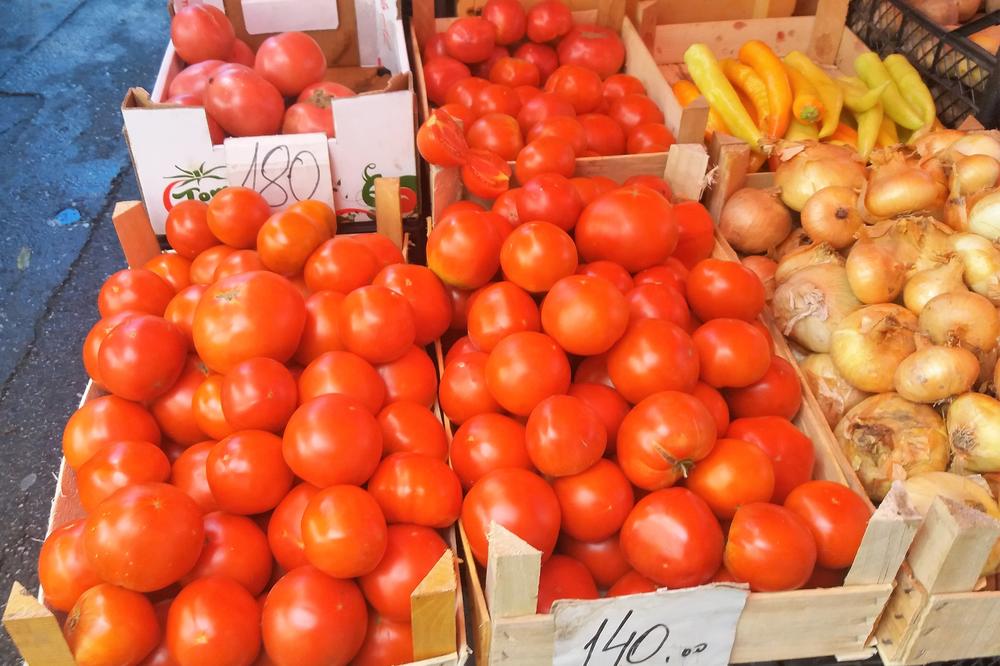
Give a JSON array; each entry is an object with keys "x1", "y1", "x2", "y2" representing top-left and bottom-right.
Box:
[{"x1": 123, "y1": 0, "x2": 419, "y2": 234}]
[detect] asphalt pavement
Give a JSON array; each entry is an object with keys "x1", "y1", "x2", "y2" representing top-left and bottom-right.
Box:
[{"x1": 0, "y1": 0, "x2": 168, "y2": 659}]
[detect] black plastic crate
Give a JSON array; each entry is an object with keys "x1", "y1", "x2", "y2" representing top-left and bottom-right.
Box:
[{"x1": 847, "y1": 0, "x2": 1000, "y2": 128}]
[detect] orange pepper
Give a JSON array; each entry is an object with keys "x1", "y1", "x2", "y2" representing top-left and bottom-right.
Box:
[
  {"x1": 826, "y1": 122, "x2": 859, "y2": 149},
  {"x1": 738, "y1": 40, "x2": 792, "y2": 140},
  {"x1": 672, "y1": 79, "x2": 730, "y2": 141}
]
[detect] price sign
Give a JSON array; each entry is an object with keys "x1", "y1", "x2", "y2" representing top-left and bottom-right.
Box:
[
  {"x1": 225, "y1": 133, "x2": 334, "y2": 211},
  {"x1": 552, "y1": 584, "x2": 748, "y2": 666}
]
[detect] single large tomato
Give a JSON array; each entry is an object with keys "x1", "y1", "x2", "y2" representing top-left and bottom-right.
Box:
[
  {"x1": 567, "y1": 382, "x2": 629, "y2": 454},
  {"x1": 38, "y1": 519, "x2": 102, "y2": 612},
  {"x1": 181, "y1": 512, "x2": 272, "y2": 596},
  {"x1": 445, "y1": 17, "x2": 497, "y2": 64},
  {"x1": 685, "y1": 438, "x2": 775, "y2": 520},
  {"x1": 220, "y1": 357, "x2": 296, "y2": 432},
  {"x1": 467, "y1": 112, "x2": 524, "y2": 160},
  {"x1": 171, "y1": 441, "x2": 219, "y2": 513},
  {"x1": 205, "y1": 186, "x2": 271, "y2": 250},
  {"x1": 490, "y1": 56, "x2": 540, "y2": 87},
  {"x1": 165, "y1": 200, "x2": 217, "y2": 260},
  {"x1": 169, "y1": 59, "x2": 227, "y2": 100},
  {"x1": 148, "y1": 357, "x2": 208, "y2": 445},
  {"x1": 544, "y1": 64, "x2": 603, "y2": 114},
  {"x1": 165, "y1": 285, "x2": 207, "y2": 343},
  {"x1": 692, "y1": 318, "x2": 772, "y2": 388},
  {"x1": 166, "y1": 575, "x2": 261, "y2": 666},
  {"x1": 526, "y1": 116, "x2": 587, "y2": 156},
  {"x1": 376, "y1": 345, "x2": 438, "y2": 407},
  {"x1": 576, "y1": 186, "x2": 677, "y2": 272},
  {"x1": 624, "y1": 283, "x2": 692, "y2": 330},
  {"x1": 557, "y1": 24, "x2": 626, "y2": 79},
  {"x1": 671, "y1": 201, "x2": 715, "y2": 269},
  {"x1": 439, "y1": 351, "x2": 502, "y2": 424},
  {"x1": 603, "y1": 74, "x2": 645, "y2": 101},
  {"x1": 302, "y1": 485, "x2": 387, "y2": 578},
  {"x1": 725, "y1": 503, "x2": 817, "y2": 591},
  {"x1": 500, "y1": 221, "x2": 578, "y2": 293},
  {"x1": 207, "y1": 430, "x2": 293, "y2": 515},
  {"x1": 609, "y1": 94, "x2": 665, "y2": 133},
  {"x1": 353, "y1": 615, "x2": 413, "y2": 666},
  {"x1": 294, "y1": 291, "x2": 346, "y2": 364},
  {"x1": 374, "y1": 263, "x2": 452, "y2": 346},
  {"x1": 536, "y1": 555, "x2": 599, "y2": 613},
  {"x1": 617, "y1": 391, "x2": 717, "y2": 490},
  {"x1": 784, "y1": 480, "x2": 872, "y2": 569},
  {"x1": 266, "y1": 482, "x2": 319, "y2": 572},
  {"x1": 607, "y1": 570, "x2": 658, "y2": 597},
  {"x1": 483, "y1": 0, "x2": 527, "y2": 44},
  {"x1": 77, "y1": 441, "x2": 171, "y2": 513},
  {"x1": 486, "y1": 331, "x2": 571, "y2": 416},
  {"x1": 725, "y1": 355, "x2": 802, "y2": 420},
  {"x1": 514, "y1": 42, "x2": 559, "y2": 81},
  {"x1": 256, "y1": 209, "x2": 330, "y2": 275},
  {"x1": 553, "y1": 459, "x2": 633, "y2": 541},
  {"x1": 338, "y1": 285, "x2": 416, "y2": 364},
  {"x1": 171, "y1": 5, "x2": 234, "y2": 64},
  {"x1": 558, "y1": 533, "x2": 631, "y2": 588},
  {"x1": 189, "y1": 245, "x2": 236, "y2": 285},
  {"x1": 96, "y1": 314, "x2": 187, "y2": 402},
  {"x1": 516, "y1": 173, "x2": 583, "y2": 231},
  {"x1": 82, "y1": 312, "x2": 137, "y2": 386},
  {"x1": 192, "y1": 374, "x2": 237, "y2": 441},
  {"x1": 98, "y1": 269, "x2": 174, "y2": 318},
  {"x1": 64, "y1": 583, "x2": 159, "y2": 666},
  {"x1": 359, "y1": 524, "x2": 449, "y2": 622},
  {"x1": 607, "y1": 319, "x2": 699, "y2": 403},
  {"x1": 367, "y1": 452, "x2": 463, "y2": 528},
  {"x1": 63, "y1": 396, "x2": 161, "y2": 469},
  {"x1": 726, "y1": 416, "x2": 816, "y2": 503},
  {"x1": 450, "y1": 413, "x2": 532, "y2": 489},
  {"x1": 424, "y1": 57, "x2": 472, "y2": 106},
  {"x1": 213, "y1": 249, "x2": 265, "y2": 281},
  {"x1": 467, "y1": 281, "x2": 541, "y2": 352},
  {"x1": 254, "y1": 31, "x2": 327, "y2": 96},
  {"x1": 205, "y1": 64, "x2": 284, "y2": 137},
  {"x1": 378, "y1": 401, "x2": 449, "y2": 459},
  {"x1": 525, "y1": 395, "x2": 607, "y2": 477},
  {"x1": 576, "y1": 260, "x2": 633, "y2": 294},
  {"x1": 526, "y1": 0, "x2": 573, "y2": 43},
  {"x1": 514, "y1": 136, "x2": 577, "y2": 182},
  {"x1": 427, "y1": 210, "x2": 502, "y2": 289},
  {"x1": 578, "y1": 112, "x2": 626, "y2": 155},
  {"x1": 541, "y1": 274, "x2": 628, "y2": 356},
  {"x1": 627, "y1": 123, "x2": 676, "y2": 154},
  {"x1": 516, "y1": 92, "x2": 575, "y2": 133},
  {"x1": 686, "y1": 258, "x2": 766, "y2": 322}
]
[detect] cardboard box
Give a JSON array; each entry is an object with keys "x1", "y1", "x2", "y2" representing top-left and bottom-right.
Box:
[{"x1": 123, "y1": 0, "x2": 419, "y2": 234}]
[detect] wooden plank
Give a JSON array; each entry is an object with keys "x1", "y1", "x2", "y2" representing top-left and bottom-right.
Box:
[
  {"x1": 430, "y1": 165, "x2": 463, "y2": 224},
  {"x1": 458, "y1": 522, "x2": 493, "y2": 664},
  {"x1": 112, "y1": 201, "x2": 160, "y2": 268},
  {"x1": 573, "y1": 152, "x2": 667, "y2": 181},
  {"x1": 651, "y1": 16, "x2": 815, "y2": 63},
  {"x1": 641, "y1": 0, "x2": 795, "y2": 24},
  {"x1": 704, "y1": 134, "x2": 751, "y2": 221},
  {"x1": 374, "y1": 177, "x2": 403, "y2": 249},
  {"x1": 908, "y1": 497, "x2": 1000, "y2": 595},
  {"x1": 487, "y1": 615, "x2": 555, "y2": 666},
  {"x1": 412, "y1": 549, "x2": 459, "y2": 661},
  {"x1": 635, "y1": 0, "x2": 658, "y2": 48},
  {"x1": 845, "y1": 483, "x2": 922, "y2": 587},
  {"x1": 485, "y1": 523, "x2": 541, "y2": 619},
  {"x1": 665, "y1": 143, "x2": 710, "y2": 201},
  {"x1": 596, "y1": 0, "x2": 627, "y2": 31},
  {"x1": 806, "y1": 0, "x2": 848, "y2": 65},
  {"x1": 902, "y1": 590, "x2": 1000, "y2": 663},
  {"x1": 3, "y1": 582, "x2": 75, "y2": 666}
]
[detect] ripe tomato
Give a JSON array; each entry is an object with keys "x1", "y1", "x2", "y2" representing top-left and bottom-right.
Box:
[
  {"x1": 220, "y1": 357, "x2": 296, "y2": 432},
  {"x1": 193, "y1": 270, "x2": 306, "y2": 373},
  {"x1": 368, "y1": 452, "x2": 463, "y2": 528},
  {"x1": 165, "y1": 200, "x2": 217, "y2": 260},
  {"x1": 181, "y1": 512, "x2": 272, "y2": 595},
  {"x1": 164, "y1": 285, "x2": 206, "y2": 343},
  {"x1": 171, "y1": 5, "x2": 234, "y2": 64},
  {"x1": 423, "y1": 33, "x2": 450, "y2": 60},
  {"x1": 462, "y1": 468, "x2": 561, "y2": 564},
  {"x1": 439, "y1": 351, "x2": 501, "y2": 424},
  {"x1": 467, "y1": 112, "x2": 523, "y2": 160},
  {"x1": 283, "y1": 394, "x2": 383, "y2": 487},
  {"x1": 557, "y1": 23, "x2": 625, "y2": 79},
  {"x1": 576, "y1": 186, "x2": 677, "y2": 272},
  {"x1": 98, "y1": 268, "x2": 174, "y2": 318},
  {"x1": 353, "y1": 615, "x2": 412, "y2": 666},
  {"x1": 38, "y1": 519, "x2": 102, "y2": 612},
  {"x1": 486, "y1": 331, "x2": 571, "y2": 416},
  {"x1": 424, "y1": 57, "x2": 472, "y2": 106},
  {"x1": 376, "y1": 345, "x2": 437, "y2": 407},
  {"x1": 262, "y1": 566, "x2": 367, "y2": 666},
  {"x1": 82, "y1": 311, "x2": 137, "y2": 386},
  {"x1": 378, "y1": 401, "x2": 448, "y2": 459},
  {"x1": 193, "y1": 374, "x2": 237, "y2": 441},
  {"x1": 559, "y1": 534, "x2": 631, "y2": 588},
  {"x1": 692, "y1": 318, "x2": 771, "y2": 389},
  {"x1": 302, "y1": 485, "x2": 387, "y2": 578},
  {"x1": 609, "y1": 94, "x2": 664, "y2": 134},
  {"x1": 208, "y1": 430, "x2": 293, "y2": 514},
  {"x1": 608, "y1": 570, "x2": 658, "y2": 596},
  {"x1": 205, "y1": 64, "x2": 284, "y2": 137},
  {"x1": 338, "y1": 285, "x2": 416, "y2": 364},
  {"x1": 500, "y1": 221, "x2": 577, "y2": 293},
  {"x1": 525, "y1": 395, "x2": 607, "y2": 477},
  {"x1": 84, "y1": 482, "x2": 203, "y2": 591},
  {"x1": 282, "y1": 100, "x2": 334, "y2": 137},
  {"x1": 726, "y1": 416, "x2": 816, "y2": 503},
  {"x1": 516, "y1": 92, "x2": 575, "y2": 133},
  {"x1": 725, "y1": 355, "x2": 802, "y2": 419},
  {"x1": 169, "y1": 59, "x2": 226, "y2": 100},
  {"x1": 213, "y1": 249, "x2": 265, "y2": 281},
  {"x1": 692, "y1": 381, "x2": 730, "y2": 436},
  {"x1": 577, "y1": 113, "x2": 626, "y2": 155},
  {"x1": 574, "y1": 353, "x2": 612, "y2": 387},
  {"x1": 77, "y1": 441, "x2": 171, "y2": 513},
  {"x1": 352, "y1": 232, "x2": 404, "y2": 268},
  {"x1": 64, "y1": 583, "x2": 159, "y2": 666},
  {"x1": 620, "y1": 487, "x2": 723, "y2": 588},
  {"x1": 671, "y1": 200, "x2": 715, "y2": 268},
  {"x1": 567, "y1": 382, "x2": 629, "y2": 454},
  {"x1": 627, "y1": 123, "x2": 675, "y2": 154},
  {"x1": 784, "y1": 480, "x2": 872, "y2": 569},
  {"x1": 204, "y1": 187, "x2": 270, "y2": 250},
  {"x1": 298, "y1": 80, "x2": 355, "y2": 104},
  {"x1": 143, "y1": 253, "x2": 190, "y2": 294},
  {"x1": 467, "y1": 281, "x2": 540, "y2": 352},
  {"x1": 634, "y1": 261, "x2": 685, "y2": 289},
  {"x1": 544, "y1": 64, "x2": 603, "y2": 114},
  {"x1": 617, "y1": 391, "x2": 717, "y2": 490},
  {"x1": 603, "y1": 74, "x2": 645, "y2": 101},
  {"x1": 189, "y1": 245, "x2": 236, "y2": 285},
  {"x1": 483, "y1": 0, "x2": 527, "y2": 44},
  {"x1": 439, "y1": 101, "x2": 475, "y2": 128},
  {"x1": 537, "y1": 555, "x2": 599, "y2": 613},
  {"x1": 445, "y1": 76, "x2": 490, "y2": 110},
  {"x1": 554, "y1": 459, "x2": 633, "y2": 542},
  {"x1": 63, "y1": 396, "x2": 160, "y2": 469},
  {"x1": 576, "y1": 260, "x2": 633, "y2": 294},
  {"x1": 515, "y1": 136, "x2": 577, "y2": 182},
  {"x1": 541, "y1": 275, "x2": 628, "y2": 355},
  {"x1": 266, "y1": 482, "x2": 319, "y2": 572},
  {"x1": 725, "y1": 503, "x2": 817, "y2": 591},
  {"x1": 427, "y1": 210, "x2": 502, "y2": 289},
  {"x1": 462, "y1": 148, "x2": 512, "y2": 199},
  {"x1": 304, "y1": 237, "x2": 379, "y2": 293},
  {"x1": 473, "y1": 45, "x2": 510, "y2": 81},
  {"x1": 445, "y1": 17, "x2": 497, "y2": 63},
  {"x1": 359, "y1": 524, "x2": 449, "y2": 621},
  {"x1": 526, "y1": 116, "x2": 587, "y2": 155},
  {"x1": 450, "y1": 413, "x2": 532, "y2": 489},
  {"x1": 294, "y1": 291, "x2": 345, "y2": 364},
  {"x1": 167, "y1": 575, "x2": 261, "y2": 666},
  {"x1": 256, "y1": 209, "x2": 330, "y2": 276},
  {"x1": 686, "y1": 258, "x2": 766, "y2": 322},
  {"x1": 417, "y1": 108, "x2": 469, "y2": 167},
  {"x1": 489, "y1": 56, "x2": 540, "y2": 87},
  {"x1": 171, "y1": 441, "x2": 219, "y2": 513},
  {"x1": 607, "y1": 319, "x2": 699, "y2": 403},
  {"x1": 516, "y1": 172, "x2": 583, "y2": 231},
  {"x1": 514, "y1": 42, "x2": 559, "y2": 81},
  {"x1": 685, "y1": 438, "x2": 775, "y2": 519},
  {"x1": 625, "y1": 283, "x2": 692, "y2": 330},
  {"x1": 526, "y1": 0, "x2": 573, "y2": 43},
  {"x1": 255, "y1": 31, "x2": 327, "y2": 96}
]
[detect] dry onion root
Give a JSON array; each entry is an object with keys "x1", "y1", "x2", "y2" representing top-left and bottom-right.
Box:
[
  {"x1": 902, "y1": 257, "x2": 968, "y2": 314},
  {"x1": 801, "y1": 353, "x2": 870, "y2": 428},
  {"x1": 835, "y1": 393, "x2": 949, "y2": 501},
  {"x1": 774, "y1": 242, "x2": 844, "y2": 284},
  {"x1": 919, "y1": 290, "x2": 1000, "y2": 353},
  {"x1": 720, "y1": 188, "x2": 793, "y2": 254},
  {"x1": 800, "y1": 186, "x2": 863, "y2": 250},
  {"x1": 893, "y1": 345, "x2": 980, "y2": 403},
  {"x1": 831, "y1": 304, "x2": 919, "y2": 393},
  {"x1": 948, "y1": 393, "x2": 1000, "y2": 474},
  {"x1": 772, "y1": 263, "x2": 861, "y2": 353}
]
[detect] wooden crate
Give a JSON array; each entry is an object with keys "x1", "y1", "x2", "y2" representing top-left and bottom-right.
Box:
[
  {"x1": 410, "y1": 0, "x2": 711, "y2": 221},
  {"x1": 2, "y1": 183, "x2": 471, "y2": 666}
]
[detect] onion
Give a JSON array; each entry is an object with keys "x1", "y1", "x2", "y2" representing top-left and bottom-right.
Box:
[
  {"x1": 949, "y1": 392, "x2": 1000, "y2": 474},
  {"x1": 919, "y1": 291, "x2": 1000, "y2": 353},
  {"x1": 774, "y1": 142, "x2": 868, "y2": 212},
  {"x1": 952, "y1": 233, "x2": 1000, "y2": 305},
  {"x1": 902, "y1": 257, "x2": 969, "y2": 314},
  {"x1": 836, "y1": 393, "x2": 949, "y2": 501},
  {"x1": 967, "y1": 188, "x2": 1000, "y2": 241},
  {"x1": 774, "y1": 242, "x2": 844, "y2": 284},
  {"x1": 831, "y1": 304, "x2": 919, "y2": 393},
  {"x1": 773, "y1": 228, "x2": 813, "y2": 260},
  {"x1": 864, "y1": 156, "x2": 948, "y2": 219},
  {"x1": 772, "y1": 263, "x2": 862, "y2": 353},
  {"x1": 995, "y1": 353, "x2": 1000, "y2": 397},
  {"x1": 801, "y1": 353, "x2": 871, "y2": 427},
  {"x1": 720, "y1": 188, "x2": 793, "y2": 254},
  {"x1": 800, "y1": 186, "x2": 864, "y2": 249},
  {"x1": 846, "y1": 230, "x2": 909, "y2": 304},
  {"x1": 741, "y1": 255, "x2": 777, "y2": 300},
  {"x1": 951, "y1": 133, "x2": 1000, "y2": 162},
  {"x1": 913, "y1": 129, "x2": 965, "y2": 159},
  {"x1": 893, "y1": 345, "x2": 980, "y2": 403},
  {"x1": 953, "y1": 155, "x2": 1000, "y2": 195}
]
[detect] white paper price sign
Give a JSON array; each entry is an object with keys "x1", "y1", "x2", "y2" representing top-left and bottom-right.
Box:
[
  {"x1": 552, "y1": 583, "x2": 749, "y2": 666},
  {"x1": 225, "y1": 133, "x2": 334, "y2": 211}
]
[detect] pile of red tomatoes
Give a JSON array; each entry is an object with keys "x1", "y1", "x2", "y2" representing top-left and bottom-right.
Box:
[
  {"x1": 419, "y1": 0, "x2": 677, "y2": 198},
  {"x1": 166, "y1": 5, "x2": 355, "y2": 142},
  {"x1": 40, "y1": 187, "x2": 461, "y2": 666}
]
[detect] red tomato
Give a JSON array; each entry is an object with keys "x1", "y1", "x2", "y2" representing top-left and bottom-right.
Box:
[
  {"x1": 213, "y1": 249, "x2": 265, "y2": 281},
  {"x1": 467, "y1": 281, "x2": 540, "y2": 352},
  {"x1": 557, "y1": 23, "x2": 625, "y2": 79},
  {"x1": 228, "y1": 38, "x2": 255, "y2": 66},
  {"x1": 143, "y1": 253, "x2": 190, "y2": 294},
  {"x1": 445, "y1": 76, "x2": 490, "y2": 110},
  {"x1": 567, "y1": 382, "x2": 629, "y2": 454},
  {"x1": 725, "y1": 355, "x2": 802, "y2": 419},
  {"x1": 304, "y1": 237, "x2": 379, "y2": 293},
  {"x1": 450, "y1": 413, "x2": 532, "y2": 489},
  {"x1": 541, "y1": 275, "x2": 628, "y2": 355},
  {"x1": 423, "y1": 33, "x2": 450, "y2": 61},
  {"x1": 165, "y1": 285, "x2": 206, "y2": 343},
  {"x1": 489, "y1": 57, "x2": 540, "y2": 88},
  {"x1": 257, "y1": 210, "x2": 330, "y2": 275},
  {"x1": 193, "y1": 374, "x2": 237, "y2": 440},
  {"x1": 514, "y1": 42, "x2": 559, "y2": 81},
  {"x1": 516, "y1": 91, "x2": 575, "y2": 134},
  {"x1": 77, "y1": 441, "x2": 171, "y2": 513},
  {"x1": 283, "y1": 394, "x2": 383, "y2": 487},
  {"x1": 352, "y1": 232, "x2": 404, "y2": 269},
  {"x1": 98, "y1": 268, "x2": 174, "y2": 318},
  {"x1": 38, "y1": 519, "x2": 102, "y2": 612},
  {"x1": 254, "y1": 31, "x2": 326, "y2": 96},
  {"x1": 577, "y1": 112, "x2": 625, "y2": 155},
  {"x1": 267, "y1": 482, "x2": 319, "y2": 571},
  {"x1": 617, "y1": 391, "x2": 717, "y2": 490},
  {"x1": 692, "y1": 318, "x2": 771, "y2": 388},
  {"x1": 439, "y1": 351, "x2": 502, "y2": 424},
  {"x1": 417, "y1": 108, "x2": 470, "y2": 167},
  {"x1": 205, "y1": 186, "x2": 271, "y2": 249},
  {"x1": 193, "y1": 271, "x2": 306, "y2": 373},
  {"x1": 167, "y1": 575, "x2": 261, "y2": 666},
  {"x1": 486, "y1": 331, "x2": 571, "y2": 416},
  {"x1": 559, "y1": 533, "x2": 631, "y2": 588},
  {"x1": 165, "y1": 200, "x2": 217, "y2": 260},
  {"x1": 220, "y1": 358, "x2": 296, "y2": 432},
  {"x1": 525, "y1": 395, "x2": 607, "y2": 477},
  {"x1": 685, "y1": 438, "x2": 775, "y2": 520},
  {"x1": 84, "y1": 482, "x2": 203, "y2": 592},
  {"x1": 553, "y1": 459, "x2": 633, "y2": 541},
  {"x1": 627, "y1": 123, "x2": 676, "y2": 154},
  {"x1": 444, "y1": 334, "x2": 480, "y2": 364},
  {"x1": 376, "y1": 345, "x2": 437, "y2": 407},
  {"x1": 483, "y1": 0, "x2": 527, "y2": 44},
  {"x1": 692, "y1": 381, "x2": 730, "y2": 436},
  {"x1": 624, "y1": 283, "x2": 692, "y2": 330},
  {"x1": 189, "y1": 245, "x2": 235, "y2": 285},
  {"x1": 462, "y1": 147, "x2": 513, "y2": 199},
  {"x1": 446, "y1": 17, "x2": 497, "y2": 63},
  {"x1": 576, "y1": 186, "x2": 677, "y2": 272},
  {"x1": 537, "y1": 555, "x2": 599, "y2": 613},
  {"x1": 576, "y1": 260, "x2": 633, "y2": 294},
  {"x1": 686, "y1": 258, "x2": 766, "y2": 322},
  {"x1": 181, "y1": 512, "x2": 272, "y2": 595},
  {"x1": 338, "y1": 285, "x2": 416, "y2": 364},
  {"x1": 302, "y1": 485, "x2": 387, "y2": 578},
  {"x1": 440, "y1": 102, "x2": 476, "y2": 129},
  {"x1": 353, "y1": 615, "x2": 413, "y2": 666},
  {"x1": 462, "y1": 468, "x2": 561, "y2": 564},
  {"x1": 725, "y1": 503, "x2": 817, "y2": 591},
  {"x1": 281, "y1": 100, "x2": 332, "y2": 137},
  {"x1": 633, "y1": 263, "x2": 684, "y2": 291},
  {"x1": 609, "y1": 94, "x2": 665, "y2": 134},
  {"x1": 427, "y1": 211, "x2": 502, "y2": 289},
  {"x1": 298, "y1": 350, "x2": 385, "y2": 412},
  {"x1": 262, "y1": 566, "x2": 367, "y2": 666},
  {"x1": 603, "y1": 74, "x2": 645, "y2": 101},
  {"x1": 368, "y1": 452, "x2": 463, "y2": 528},
  {"x1": 172, "y1": 441, "x2": 219, "y2": 513},
  {"x1": 207, "y1": 430, "x2": 293, "y2": 514},
  {"x1": 297, "y1": 80, "x2": 355, "y2": 104},
  {"x1": 63, "y1": 396, "x2": 161, "y2": 469},
  {"x1": 608, "y1": 570, "x2": 658, "y2": 596},
  {"x1": 544, "y1": 64, "x2": 603, "y2": 113},
  {"x1": 568, "y1": 177, "x2": 602, "y2": 205},
  {"x1": 169, "y1": 59, "x2": 226, "y2": 100},
  {"x1": 526, "y1": 0, "x2": 573, "y2": 43},
  {"x1": 500, "y1": 221, "x2": 577, "y2": 293},
  {"x1": 467, "y1": 112, "x2": 523, "y2": 160},
  {"x1": 424, "y1": 57, "x2": 473, "y2": 106},
  {"x1": 516, "y1": 172, "x2": 583, "y2": 231},
  {"x1": 64, "y1": 583, "x2": 159, "y2": 666},
  {"x1": 97, "y1": 314, "x2": 186, "y2": 402},
  {"x1": 526, "y1": 116, "x2": 587, "y2": 155},
  {"x1": 171, "y1": 5, "x2": 234, "y2": 64},
  {"x1": 359, "y1": 524, "x2": 449, "y2": 621},
  {"x1": 726, "y1": 416, "x2": 816, "y2": 503},
  {"x1": 204, "y1": 64, "x2": 284, "y2": 137},
  {"x1": 378, "y1": 401, "x2": 448, "y2": 459},
  {"x1": 671, "y1": 201, "x2": 715, "y2": 268},
  {"x1": 574, "y1": 354, "x2": 612, "y2": 387},
  {"x1": 607, "y1": 319, "x2": 699, "y2": 403},
  {"x1": 784, "y1": 480, "x2": 872, "y2": 569},
  {"x1": 294, "y1": 291, "x2": 344, "y2": 364},
  {"x1": 515, "y1": 136, "x2": 577, "y2": 182}
]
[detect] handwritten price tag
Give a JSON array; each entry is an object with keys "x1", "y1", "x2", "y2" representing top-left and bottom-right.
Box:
[
  {"x1": 225, "y1": 133, "x2": 334, "y2": 211},
  {"x1": 552, "y1": 584, "x2": 748, "y2": 666}
]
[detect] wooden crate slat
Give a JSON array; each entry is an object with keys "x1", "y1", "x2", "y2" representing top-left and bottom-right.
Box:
[{"x1": 3, "y1": 583, "x2": 75, "y2": 666}]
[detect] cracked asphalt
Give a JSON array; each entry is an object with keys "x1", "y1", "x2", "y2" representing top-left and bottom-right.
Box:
[{"x1": 0, "y1": 0, "x2": 168, "y2": 659}]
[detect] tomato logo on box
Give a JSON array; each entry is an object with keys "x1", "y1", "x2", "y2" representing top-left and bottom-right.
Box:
[{"x1": 162, "y1": 163, "x2": 227, "y2": 211}]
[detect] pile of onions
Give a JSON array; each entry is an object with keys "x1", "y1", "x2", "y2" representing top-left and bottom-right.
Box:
[
  {"x1": 902, "y1": 258, "x2": 968, "y2": 314},
  {"x1": 893, "y1": 345, "x2": 979, "y2": 403},
  {"x1": 774, "y1": 242, "x2": 843, "y2": 284},
  {"x1": 952, "y1": 233, "x2": 1000, "y2": 305},
  {"x1": 801, "y1": 353, "x2": 870, "y2": 427},
  {"x1": 831, "y1": 304, "x2": 919, "y2": 393},
  {"x1": 952, "y1": 155, "x2": 1000, "y2": 196},
  {"x1": 864, "y1": 154, "x2": 948, "y2": 219},
  {"x1": 741, "y1": 255, "x2": 777, "y2": 300},
  {"x1": 772, "y1": 263, "x2": 861, "y2": 353},
  {"x1": 846, "y1": 230, "x2": 909, "y2": 304},
  {"x1": 919, "y1": 290, "x2": 1000, "y2": 353},
  {"x1": 720, "y1": 188, "x2": 792, "y2": 254},
  {"x1": 836, "y1": 393, "x2": 949, "y2": 501},
  {"x1": 800, "y1": 186, "x2": 863, "y2": 249},
  {"x1": 774, "y1": 142, "x2": 867, "y2": 211},
  {"x1": 949, "y1": 393, "x2": 1000, "y2": 474},
  {"x1": 774, "y1": 228, "x2": 812, "y2": 260}
]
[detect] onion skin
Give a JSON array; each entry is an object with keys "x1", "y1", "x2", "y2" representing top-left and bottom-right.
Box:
[
  {"x1": 968, "y1": 188, "x2": 1000, "y2": 241},
  {"x1": 953, "y1": 155, "x2": 1000, "y2": 196},
  {"x1": 893, "y1": 345, "x2": 980, "y2": 403},
  {"x1": 948, "y1": 392, "x2": 1000, "y2": 474},
  {"x1": 773, "y1": 228, "x2": 813, "y2": 261},
  {"x1": 801, "y1": 353, "x2": 870, "y2": 428},
  {"x1": 800, "y1": 186, "x2": 863, "y2": 250},
  {"x1": 741, "y1": 255, "x2": 777, "y2": 301},
  {"x1": 865, "y1": 157, "x2": 948, "y2": 219},
  {"x1": 831, "y1": 304, "x2": 919, "y2": 393},
  {"x1": 919, "y1": 290, "x2": 1000, "y2": 353},
  {"x1": 774, "y1": 142, "x2": 867, "y2": 212},
  {"x1": 952, "y1": 233, "x2": 1000, "y2": 305},
  {"x1": 720, "y1": 188, "x2": 793, "y2": 254},
  {"x1": 950, "y1": 133, "x2": 1000, "y2": 162},
  {"x1": 846, "y1": 233, "x2": 908, "y2": 304},
  {"x1": 775, "y1": 242, "x2": 844, "y2": 284},
  {"x1": 836, "y1": 392, "x2": 949, "y2": 502},
  {"x1": 902, "y1": 258, "x2": 968, "y2": 315},
  {"x1": 913, "y1": 130, "x2": 965, "y2": 159},
  {"x1": 772, "y1": 263, "x2": 862, "y2": 353}
]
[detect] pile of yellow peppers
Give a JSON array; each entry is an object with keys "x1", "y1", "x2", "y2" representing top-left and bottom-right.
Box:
[{"x1": 674, "y1": 41, "x2": 938, "y2": 160}]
